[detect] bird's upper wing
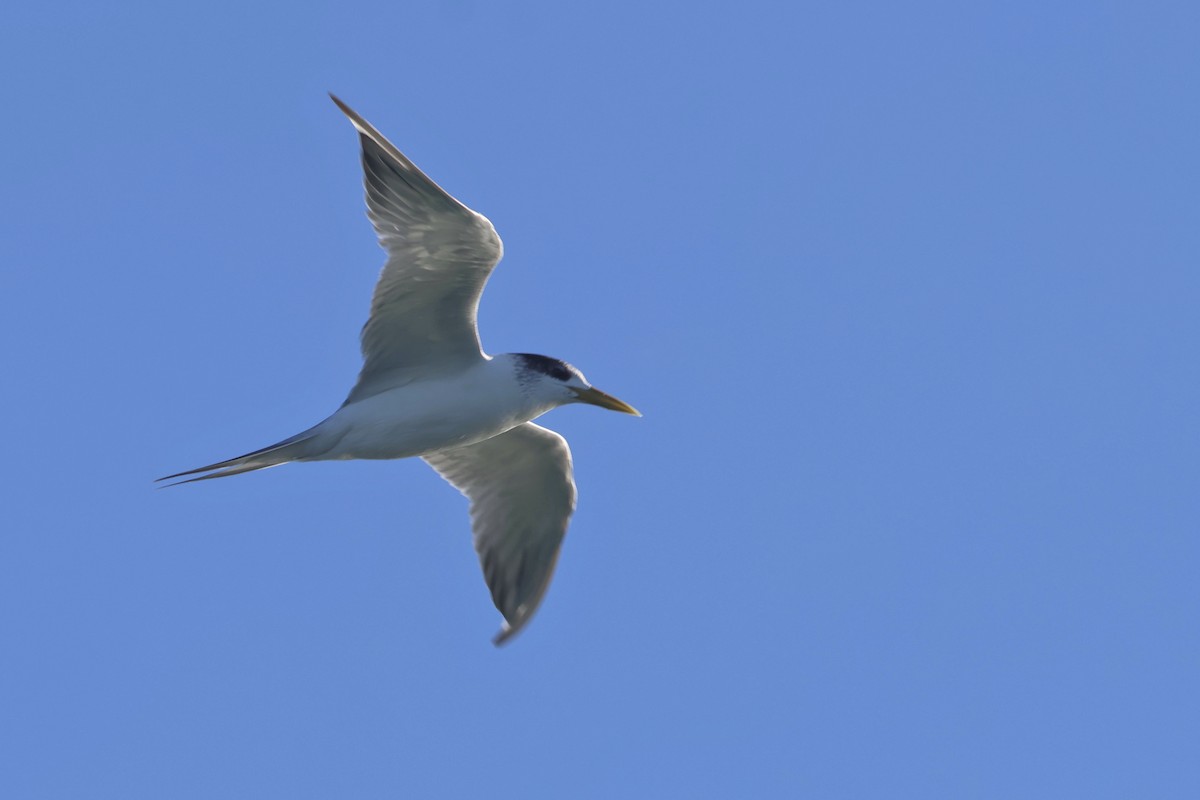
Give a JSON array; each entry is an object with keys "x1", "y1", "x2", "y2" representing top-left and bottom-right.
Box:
[
  {"x1": 331, "y1": 95, "x2": 504, "y2": 405},
  {"x1": 423, "y1": 423, "x2": 578, "y2": 645}
]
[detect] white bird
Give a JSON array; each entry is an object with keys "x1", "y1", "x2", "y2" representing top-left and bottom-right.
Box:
[{"x1": 160, "y1": 95, "x2": 639, "y2": 645}]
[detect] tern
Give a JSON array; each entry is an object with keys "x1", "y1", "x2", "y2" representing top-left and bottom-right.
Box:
[{"x1": 160, "y1": 95, "x2": 639, "y2": 644}]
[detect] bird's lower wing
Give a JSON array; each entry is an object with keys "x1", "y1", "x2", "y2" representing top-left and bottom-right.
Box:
[{"x1": 423, "y1": 423, "x2": 577, "y2": 645}]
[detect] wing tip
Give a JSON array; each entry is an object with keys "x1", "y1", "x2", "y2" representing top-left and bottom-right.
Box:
[
  {"x1": 328, "y1": 91, "x2": 351, "y2": 116},
  {"x1": 491, "y1": 613, "x2": 532, "y2": 647},
  {"x1": 329, "y1": 92, "x2": 365, "y2": 131},
  {"x1": 489, "y1": 623, "x2": 523, "y2": 647}
]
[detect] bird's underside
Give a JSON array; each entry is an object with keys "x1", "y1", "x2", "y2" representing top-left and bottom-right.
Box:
[{"x1": 159, "y1": 94, "x2": 637, "y2": 645}]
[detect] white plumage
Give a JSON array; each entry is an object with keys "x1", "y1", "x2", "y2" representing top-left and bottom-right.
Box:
[{"x1": 160, "y1": 95, "x2": 639, "y2": 644}]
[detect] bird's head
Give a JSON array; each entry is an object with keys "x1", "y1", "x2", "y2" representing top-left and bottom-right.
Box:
[{"x1": 512, "y1": 354, "x2": 640, "y2": 416}]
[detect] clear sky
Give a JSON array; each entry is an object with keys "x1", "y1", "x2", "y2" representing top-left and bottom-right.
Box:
[{"x1": 3, "y1": 1, "x2": 1197, "y2": 797}]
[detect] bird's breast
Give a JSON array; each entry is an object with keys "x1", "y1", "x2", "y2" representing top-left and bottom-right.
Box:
[{"x1": 318, "y1": 369, "x2": 535, "y2": 461}]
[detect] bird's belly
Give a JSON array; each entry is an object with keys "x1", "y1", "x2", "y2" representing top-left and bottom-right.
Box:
[{"x1": 319, "y1": 383, "x2": 533, "y2": 461}]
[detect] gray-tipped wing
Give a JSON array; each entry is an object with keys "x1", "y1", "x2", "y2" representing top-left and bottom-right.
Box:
[
  {"x1": 331, "y1": 95, "x2": 504, "y2": 405},
  {"x1": 423, "y1": 423, "x2": 577, "y2": 645}
]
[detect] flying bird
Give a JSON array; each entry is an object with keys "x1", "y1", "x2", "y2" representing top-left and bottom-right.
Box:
[{"x1": 160, "y1": 95, "x2": 639, "y2": 644}]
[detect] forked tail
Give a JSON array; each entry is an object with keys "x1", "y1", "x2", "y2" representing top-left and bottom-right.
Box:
[{"x1": 156, "y1": 430, "x2": 319, "y2": 487}]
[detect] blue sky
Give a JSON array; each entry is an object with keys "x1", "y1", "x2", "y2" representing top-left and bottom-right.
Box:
[{"x1": 3, "y1": 1, "x2": 1197, "y2": 797}]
